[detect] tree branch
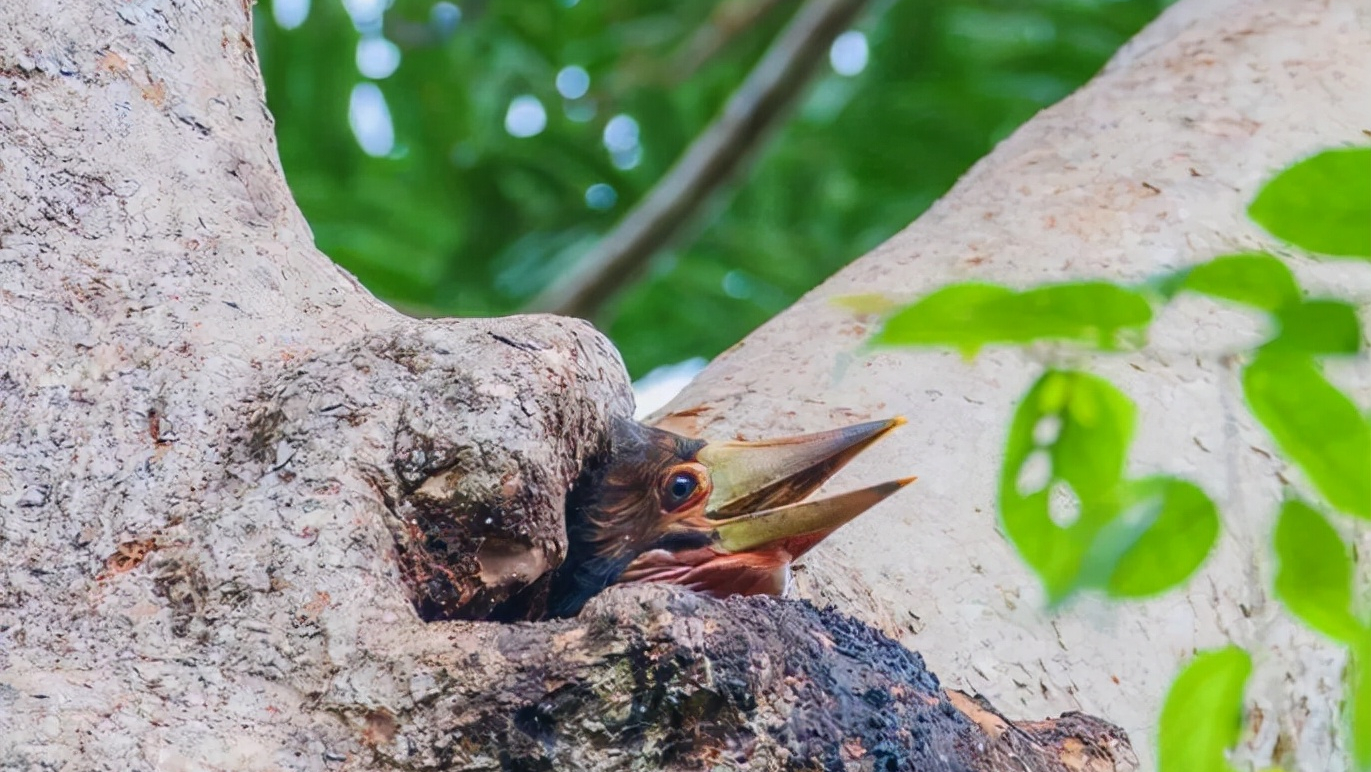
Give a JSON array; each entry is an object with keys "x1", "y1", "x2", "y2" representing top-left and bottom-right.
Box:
[
  {"x1": 526, "y1": 0, "x2": 871, "y2": 320},
  {"x1": 668, "y1": 0, "x2": 790, "y2": 81}
]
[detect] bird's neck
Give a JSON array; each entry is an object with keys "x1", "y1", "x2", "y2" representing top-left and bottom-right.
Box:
[
  {"x1": 541, "y1": 462, "x2": 633, "y2": 619},
  {"x1": 542, "y1": 546, "x2": 634, "y2": 620}
]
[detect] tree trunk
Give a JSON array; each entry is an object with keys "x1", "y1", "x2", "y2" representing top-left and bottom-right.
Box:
[
  {"x1": 0, "y1": 0, "x2": 1356, "y2": 770},
  {"x1": 0, "y1": 0, "x2": 1130, "y2": 769},
  {"x1": 660, "y1": 1, "x2": 1371, "y2": 770}
]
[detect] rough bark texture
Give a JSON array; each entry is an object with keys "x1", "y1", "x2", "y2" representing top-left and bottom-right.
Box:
[
  {"x1": 0, "y1": 0, "x2": 1135, "y2": 770},
  {"x1": 660, "y1": 1, "x2": 1371, "y2": 770}
]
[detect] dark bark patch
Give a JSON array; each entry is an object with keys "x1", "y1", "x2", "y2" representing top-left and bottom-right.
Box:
[
  {"x1": 383, "y1": 589, "x2": 1134, "y2": 771},
  {"x1": 245, "y1": 405, "x2": 286, "y2": 464},
  {"x1": 151, "y1": 555, "x2": 209, "y2": 639}
]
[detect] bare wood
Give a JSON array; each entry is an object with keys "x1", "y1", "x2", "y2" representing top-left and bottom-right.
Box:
[{"x1": 526, "y1": 0, "x2": 870, "y2": 320}]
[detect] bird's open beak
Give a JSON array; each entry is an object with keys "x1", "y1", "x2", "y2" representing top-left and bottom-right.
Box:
[{"x1": 695, "y1": 418, "x2": 914, "y2": 557}]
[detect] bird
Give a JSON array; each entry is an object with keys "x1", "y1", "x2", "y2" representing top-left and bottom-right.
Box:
[{"x1": 537, "y1": 415, "x2": 914, "y2": 619}]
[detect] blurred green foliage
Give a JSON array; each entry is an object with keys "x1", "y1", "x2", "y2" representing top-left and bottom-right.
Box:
[{"x1": 254, "y1": 0, "x2": 1173, "y2": 376}]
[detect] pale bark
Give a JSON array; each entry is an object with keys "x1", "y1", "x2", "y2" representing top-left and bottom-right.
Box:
[
  {"x1": 0, "y1": 0, "x2": 623, "y2": 765},
  {"x1": 660, "y1": 1, "x2": 1371, "y2": 770},
  {"x1": 0, "y1": 1, "x2": 1137, "y2": 771}
]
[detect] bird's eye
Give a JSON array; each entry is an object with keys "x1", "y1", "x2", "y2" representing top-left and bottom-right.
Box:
[{"x1": 663, "y1": 470, "x2": 700, "y2": 508}]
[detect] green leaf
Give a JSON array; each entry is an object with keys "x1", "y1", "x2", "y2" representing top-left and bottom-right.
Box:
[
  {"x1": 1050, "y1": 373, "x2": 1136, "y2": 505},
  {"x1": 1273, "y1": 499, "x2": 1364, "y2": 643},
  {"x1": 999, "y1": 489, "x2": 1073, "y2": 599},
  {"x1": 1243, "y1": 353, "x2": 1371, "y2": 518},
  {"x1": 1249, "y1": 147, "x2": 1371, "y2": 258},
  {"x1": 1169, "y1": 254, "x2": 1359, "y2": 355},
  {"x1": 1002, "y1": 373, "x2": 1220, "y2": 603},
  {"x1": 1000, "y1": 371, "x2": 1137, "y2": 600},
  {"x1": 875, "y1": 282, "x2": 1152, "y2": 355},
  {"x1": 1352, "y1": 638, "x2": 1371, "y2": 770},
  {"x1": 1158, "y1": 647, "x2": 1252, "y2": 772},
  {"x1": 1174, "y1": 252, "x2": 1301, "y2": 311},
  {"x1": 1103, "y1": 477, "x2": 1220, "y2": 598},
  {"x1": 1261, "y1": 300, "x2": 1362, "y2": 356},
  {"x1": 876, "y1": 283, "x2": 1013, "y2": 355}
]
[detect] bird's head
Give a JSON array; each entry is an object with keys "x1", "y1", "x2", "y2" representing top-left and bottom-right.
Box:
[{"x1": 541, "y1": 415, "x2": 914, "y2": 618}]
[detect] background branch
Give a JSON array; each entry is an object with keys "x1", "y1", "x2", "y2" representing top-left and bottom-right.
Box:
[{"x1": 526, "y1": 0, "x2": 871, "y2": 320}]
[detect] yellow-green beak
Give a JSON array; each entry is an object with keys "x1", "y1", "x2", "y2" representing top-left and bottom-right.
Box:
[{"x1": 695, "y1": 418, "x2": 914, "y2": 556}]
